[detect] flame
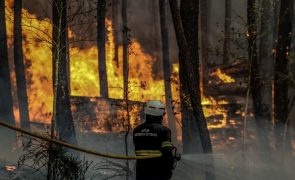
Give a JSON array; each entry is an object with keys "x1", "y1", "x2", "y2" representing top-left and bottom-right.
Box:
[
  {"x1": 169, "y1": 64, "x2": 228, "y2": 129},
  {"x1": 211, "y1": 68, "x2": 235, "y2": 83},
  {"x1": 4, "y1": 2, "x2": 229, "y2": 132},
  {"x1": 5, "y1": 165, "x2": 16, "y2": 172}
]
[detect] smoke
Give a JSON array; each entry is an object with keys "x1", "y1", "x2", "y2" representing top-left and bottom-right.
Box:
[{"x1": 174, "y1": 151, "x2": 295, "y2": 180}]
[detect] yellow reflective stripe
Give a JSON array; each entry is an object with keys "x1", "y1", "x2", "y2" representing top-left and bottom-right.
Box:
[
  {"x1": 162, "y1": 141, "x2": 173, "y2": 148},
  {"x1": 136, "y1": 152, "x2": 162, "y2": 156},
  {"x1": 136, "y1": 150, "x2": 161, "y2": 153},
  {"x1": 162, "y1": 144, "x2": 173, "y2": 148},
  {"x1": 135, "y1": 150, "x2": 162, "y2": 156}
]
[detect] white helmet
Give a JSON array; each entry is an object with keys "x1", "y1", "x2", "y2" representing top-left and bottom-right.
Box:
[{"x1": 144, "y1": 100, "x2": 166, "y2": 116}]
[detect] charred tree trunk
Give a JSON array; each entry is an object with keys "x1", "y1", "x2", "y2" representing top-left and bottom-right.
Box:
[
  {"x1": 273, "y1": 0, "x2": 280, "y2": 48},
  {"x1": 159, "y1": 0, "x2": 177, "y2": 145},
  {"x1": 0, "y1": 0, "x2": 15, "y2": 152},
  {"x1": 152, "y1": 1, "x2": 161, "y2": 77},
  {"x1": 274, "y1": 0, "x2": 294, "y2": 149},
  {"x1": 176, "y1": 1, "x2": 216, "y2": 177},
  {"x1": 257, "y1": 0, "x2": 273, "y2": 149},
  {"x1": 122, "y1": 0, "x2": 128, "y2": 100},
  {"x1": 122, "y1": 1, "x2": 130, "y2": 178},
  {"x1": 223, "y1": 0, "x2": 231, "y2": 64},
  {"x1": 14, "y1": 0, "x2": 30, "y2": 130},
  {"x1": 97, "y1": 0, "x2": 109, "y2": 98},
  {"x1": 179, "y1": 53, "x2": 203, "y2": 154},
  {"x1": 247, "y1": 0, "x2": 265, "y2": 144},
  {"x1": 0, "y1": 0, "x2": 14, "y2": 126},
  {"x1": 179, "y1": 0, "x2": 202, "y2": 153},
  {"x1": 52, "y1": 0, "x2": 77, "y2": 145},
  {"x1": 259, "y1": 0, "x2": 273, "y2": 122},
  {"x1": 112, "y1": 0, "x2": 119, "y2": 67},
  {"x1": 200, "y1": 0, "x2": 210, "y2": 92},
  {"x1": 171, "y1": 0, "x2": 212, "y2": 153}
]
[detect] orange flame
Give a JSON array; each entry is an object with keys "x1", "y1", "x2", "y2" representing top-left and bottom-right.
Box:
[
  {"x1": 5, "y1": 2, "x2": 229, "y2": 131},
  {"x1": 5, "y1": 165, "x2": 16, "y2": 172},
  {"x1": 211, "y1": 68, "x2": 235, "y2": 83}
]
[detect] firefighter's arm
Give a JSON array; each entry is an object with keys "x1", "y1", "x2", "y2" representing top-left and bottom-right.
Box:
[{"x1": 161, "y1": 129, "x2": 175, "y2": 171}]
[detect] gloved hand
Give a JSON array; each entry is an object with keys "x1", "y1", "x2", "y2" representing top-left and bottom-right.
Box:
[{"x1": 175, "y1": 153, "x2": 181, "y2": 161}]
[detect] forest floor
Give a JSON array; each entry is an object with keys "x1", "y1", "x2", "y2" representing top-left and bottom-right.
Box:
[{"x1": 0, "y1": 128, "x2": 294, "y2": 180}]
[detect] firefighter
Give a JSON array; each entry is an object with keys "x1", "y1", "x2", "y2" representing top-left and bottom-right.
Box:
[{"x1": 133, "y1": 100, "x2": 176, "y2": 180}]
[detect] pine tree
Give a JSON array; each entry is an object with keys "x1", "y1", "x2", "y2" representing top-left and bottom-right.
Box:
[
  {"x1": 274, "y1": 0, "x2": 294, "y2": 148},
  {"x1": 14, "y1": 0, "x2": 30, "y2": 130},
  {"x1": 97, "y1": 0, "x2": 109, "y2": 98},
  {"x1": 159, "y1": 0, "x2": 177, "y2": 145}
]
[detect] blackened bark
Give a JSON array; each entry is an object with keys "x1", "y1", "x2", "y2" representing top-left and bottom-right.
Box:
[
  {"x1": 112, "y1": 0, "x2": 119, "y2": 67},
  {"x1": 0, "y1": 0, "x2": 15, "y2": 153},
  {"x1": 179, "y1": 0, "x2": 203, "y2": 153},
  {"x1": 257, "y1": 0, "x2": 273, "y2": 149},
  {"x1": 179, "y1": 52, "x2": 203, "y2": 154},
  {"x1": 122, "y1": 0, "x2": 128, "y2": 99},
  {"x1": 0, "y1": 0, "x2": 14, "y2": 125},
  {"x1": 122, "y1": 1, "x2": 130, "y2": 178},
  {"x1": 223, "y1": 0, "x2": 231, "y2": 64},
  {"x1": 259, "y1": 0, "x2": 273, "y2": 121},
  {"x1": 273, "y1": 0, "x2": 280, "y2": 45},
  {"x1": 152, "y1": 0, "x2": 162, "y2": 77},
  {"x1": 248, "y1": 0, "x2": 265, "y2": 140},
  {"x1": 52, "y1": 0, "x2": 77, "y2": 145},
  {"x1": 170, "y1": 0, "x2": 212, "y2": 153},
  {"x1": 159, "y1": 0, "x2": 177, "y2": 145},
  {"x1": 14, "y1": 0, "x2": 30, "y2": 130},
  {"x1": 200, "y1": 0, "x2": 210, "y2": 92},
  {"x1": 97, "y1": 0, "x2": 109, "y2": 98},
  {"x1": 274, "y1": 0, "x2": 294, "y2": 148}
]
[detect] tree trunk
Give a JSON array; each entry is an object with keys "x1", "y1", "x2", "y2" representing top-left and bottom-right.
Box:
[
  {"x1": 223, "y1": 0, "x2": 231, "y2": 64},
  {"x1": 159, "y1": 0, "x2": 178, "y2": 145},
  {"x1": 259, "y1": 0, "x2": 273, "y2": 122},
  {"x1": 274, "y1": 0, "x2": 294, "y2": 149},
  {"x1": 179, "y1": 0, "x2": 203, "y2": 154},
  {"x1": 52, "y1": 0, "x2": 77, "y2": 145},
  {"x1": 200, "y1": 0, "x2": 210, "y2": 93},
  {"x1": 273, "y1": 0, "x2": 280, "y2": 46},
  {"x1": 97, "y1": 0, "x2": 109, "y2": 98},
  {"x1": 179, "y1": 52, "x2": 203, "y2": 154},
  {"x1": 170, "y1": 0, "x2": 212, "y2": 153},
  {"x1": 14, "y1": 0, "x2": 30, "y2": 130},
  {"x1": 247, "y1": 0, "x2": 266, "y2": 147},
  {"x1": 112, "y1": 0, "x2": 119, "y2": 67},
  {"x1": 152, "y1": 0, "x2": 162, "y2": 77},
  {"x1": 257, "y1": 0, "x2": 273, "y2": 149},
  {"x1": 0, "y1": 0, "x2": 16, "y2": 153},
  {"x1": 122, "y1": 0, "x2": 128, "y2": 100},
  {"x1": 122, "y1": 1, "x2": 129, "y2": 178}
]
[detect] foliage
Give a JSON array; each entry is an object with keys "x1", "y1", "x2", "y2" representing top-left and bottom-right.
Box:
[{"x1": 18, "y1": 136, "x2": 92, "y2": 180}]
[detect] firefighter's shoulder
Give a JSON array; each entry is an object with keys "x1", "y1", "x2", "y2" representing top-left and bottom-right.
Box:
[
  {"x1": 133, "y1": 123, "x2": 144, "y2": 133},
  {"x1": 152, "y1": 124, "x2": 171, "y2": 134}
]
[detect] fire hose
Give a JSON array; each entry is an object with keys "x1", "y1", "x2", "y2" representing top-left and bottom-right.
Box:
[{"x1": 0, "y1": 120, "x2": 161, "y2": 160}]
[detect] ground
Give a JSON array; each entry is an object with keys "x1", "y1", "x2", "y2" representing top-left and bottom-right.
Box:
[{"x1": 1, "y1": 130, "x2": 295, "y2": 180}]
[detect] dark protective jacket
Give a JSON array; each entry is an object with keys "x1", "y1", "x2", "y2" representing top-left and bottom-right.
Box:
[{"x1": 133, "y1": 118, "x2": 174, "y2": 180}]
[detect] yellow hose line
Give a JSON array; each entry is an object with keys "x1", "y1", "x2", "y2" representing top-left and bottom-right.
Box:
[{"x1": 0, "y1": 121, "x2": 161, "y2": 160}]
